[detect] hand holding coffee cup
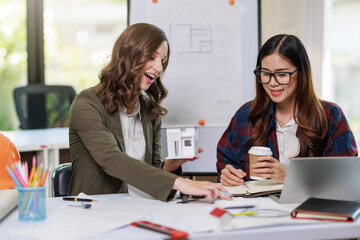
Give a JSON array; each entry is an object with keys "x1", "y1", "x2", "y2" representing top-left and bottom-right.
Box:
[{"x1": 248, "y1": 146, "x2": 272, "y2": 180}]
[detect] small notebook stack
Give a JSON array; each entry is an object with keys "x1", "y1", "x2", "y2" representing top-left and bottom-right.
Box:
[{"x1": 291, "y1": 197, "x2": 360, "y2": 222}]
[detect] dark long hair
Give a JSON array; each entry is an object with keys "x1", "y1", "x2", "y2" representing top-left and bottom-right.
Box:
[
  {"x1": 246, "y1": 34, "x2": 328, "y2": 157},
  {"x1": 95, "y1": 23, "x2": 170, "y2": 119}
]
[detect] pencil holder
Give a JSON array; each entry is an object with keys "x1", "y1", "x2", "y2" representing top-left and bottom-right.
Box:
[{"x1": 17, "y1": 186, "x2": 46, "y2": 221}]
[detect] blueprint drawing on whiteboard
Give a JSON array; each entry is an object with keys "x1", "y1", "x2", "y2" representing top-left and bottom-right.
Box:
[
  {"x1": 170, "y1": 24, "x2": 212, "y2": 54},
  {"x1": 129, "y1": 0, "x2": 259, "y2": 172},
  {"x1": 129, "y1": 0, "x2": 258, "y2": 127}
]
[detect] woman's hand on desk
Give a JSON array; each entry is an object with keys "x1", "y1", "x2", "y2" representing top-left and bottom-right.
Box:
[
  {"x1": 163, "y1": 148, "x2": 203, "y2": 172},
  {"x1": 173, "y1": 177, "x2": 232, "y2": 200},
  {"x1": 220, "y1": 164, "x2": 246, "y2": 186},
  {"x1": 252, "y1": 156, "x2": 287, "y2": 183}
]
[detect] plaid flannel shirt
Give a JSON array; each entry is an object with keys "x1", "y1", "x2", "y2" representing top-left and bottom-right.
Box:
[{"x1": 216, "y1": 100, "x2": 358, "y2": 182}]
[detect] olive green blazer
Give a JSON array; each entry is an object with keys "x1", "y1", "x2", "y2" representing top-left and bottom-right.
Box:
[{"x1": 67, "y1": 87, "x2": 178, "y2": 201}]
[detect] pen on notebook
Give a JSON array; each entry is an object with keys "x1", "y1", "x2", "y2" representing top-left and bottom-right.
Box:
[
  {"x1": 63, "y1": 197, "x2": 98, "y2": 202},
  {"x1": 131, "y1": 220, "x2": 188, "y2": 239}
]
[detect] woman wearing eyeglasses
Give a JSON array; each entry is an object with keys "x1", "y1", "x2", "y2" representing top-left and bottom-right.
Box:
[{"x1": 216, "y1": 34, "x2": 358, "y2": 186}]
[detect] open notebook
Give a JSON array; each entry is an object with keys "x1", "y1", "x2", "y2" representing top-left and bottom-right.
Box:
[
  {"x1": 223, "y1": 179, "x2": 283, "y2": 198},
  {"x1": 0, "y1": 188, "x2": 18, "y2": 220}
]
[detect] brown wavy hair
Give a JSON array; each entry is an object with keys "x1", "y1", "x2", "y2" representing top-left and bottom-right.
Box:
[
  {"x1": 95, "y1": 23, "x2": 170, "y2": 119},
  {"x1": 246, "y1": 34, "x2": 328, "y2": 157}
]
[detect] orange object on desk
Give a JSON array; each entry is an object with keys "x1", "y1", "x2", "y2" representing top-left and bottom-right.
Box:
[{"x1": 0, "y1": 133, "x2": 20, "y2": 189}]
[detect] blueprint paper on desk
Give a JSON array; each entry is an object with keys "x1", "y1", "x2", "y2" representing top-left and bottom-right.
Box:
[
  {"x1": 215, "y1": 197, "x2": 257, "y2": 209},
  {"x1": 9, "y1": 194, "x2": 321, "y2": 239},
  {"x1": 9, "y1": 194, "x2": 215, "y2": 240},
  {"x1": 228, "y1": 197, "x2": 321, "y2": 230},
  {"x1": 9, "y1": 194, "x2": 132, "y2": 240},
  {"x1": 133, "y1": 197, "x2": 319, "y2": 233}
]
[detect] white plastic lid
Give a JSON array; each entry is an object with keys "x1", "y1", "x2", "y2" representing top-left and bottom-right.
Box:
[{"x1": 248, "y1": 146, "x2": 272, "y2": 156}]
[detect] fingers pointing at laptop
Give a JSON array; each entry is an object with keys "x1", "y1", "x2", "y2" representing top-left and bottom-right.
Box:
[
  {"x1": 253, "y1": 156, "x2": 287, "y2": 183},
  {"x1": 220, "y1": 164, "x2": 246, "y2": 186}
]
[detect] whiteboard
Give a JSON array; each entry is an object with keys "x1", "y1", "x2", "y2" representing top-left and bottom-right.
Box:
[{"x1": 130, "y1": 0, "x2": 258, "y2": 127}]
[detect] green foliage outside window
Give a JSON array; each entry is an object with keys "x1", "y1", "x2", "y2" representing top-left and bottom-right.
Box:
[{"x1": 0, "y1": 0, "x2": 27, "y2": 130}]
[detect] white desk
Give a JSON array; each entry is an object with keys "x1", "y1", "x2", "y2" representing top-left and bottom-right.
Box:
[
  {"x1": 2, "y1": 128, "x2": 69, "y2": 196},
  {"x1": 0, "y1": 194, "x2": 359, "y2": 240}
]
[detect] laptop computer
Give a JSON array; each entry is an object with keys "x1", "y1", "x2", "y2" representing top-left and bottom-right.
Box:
[{"x1": 270, "y1": 156, "x2": 360, "y2": 204}]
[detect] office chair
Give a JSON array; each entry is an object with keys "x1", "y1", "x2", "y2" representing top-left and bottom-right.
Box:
[
  {"x1": 52, "y1": 163, "x2": 72, "y2": 197},
  {"x1": 13, "y1": 84, "x2": 76, "y2": 129}
]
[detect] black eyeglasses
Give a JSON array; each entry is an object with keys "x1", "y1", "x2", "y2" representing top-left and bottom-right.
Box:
[{"x1": 253, "y1": 68, "x2": 299, "y2": 85}]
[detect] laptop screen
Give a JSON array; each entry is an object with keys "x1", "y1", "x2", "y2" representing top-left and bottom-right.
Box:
[{"x1": 279, "y1": 157, "x2": 360, "y2": 203}]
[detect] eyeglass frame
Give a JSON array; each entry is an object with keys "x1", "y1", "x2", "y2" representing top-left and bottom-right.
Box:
[{"x1": 253, "y1": 67, "x2": 299, "y2": 85}]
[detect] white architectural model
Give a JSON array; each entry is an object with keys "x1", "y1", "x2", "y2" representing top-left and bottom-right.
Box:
[{"x1": 166, "y1": 127, "x2": 198, "y2": 159}]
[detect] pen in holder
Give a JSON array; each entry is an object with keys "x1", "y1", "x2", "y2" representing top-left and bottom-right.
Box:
[
  {"x1": 17, "y1": 186, "x2": 46, "y2": 221},
  {"x1": 6, "y1": 158, "x2": 50, "y2": 221}
]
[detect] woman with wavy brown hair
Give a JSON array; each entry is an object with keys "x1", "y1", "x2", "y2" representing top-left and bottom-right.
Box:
[
  {"x1": 68, "y1": 23, "x2": 231, "y2": 201},
  {"x1": 217, "y1": 34, "x2": 357, "y2": 186}
]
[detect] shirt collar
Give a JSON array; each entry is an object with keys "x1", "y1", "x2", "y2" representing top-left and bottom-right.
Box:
[
  {"x1": 119, "y1": 98, "x2": 142, "y2": 119},
  {"x1": 276, "y1": 118, "x2": 297, "y2": 130}
]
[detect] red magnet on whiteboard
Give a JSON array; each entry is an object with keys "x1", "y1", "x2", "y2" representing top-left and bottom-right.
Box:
[
  {"x1": 228, "y1": 0, "x2": 235, "y2": 5},
  {"x1": 152, "y1": 0, "x2": 158, "y2": 3},
  {"x1": 198, "y1": 119, "x2": 205, "y2": 126}
]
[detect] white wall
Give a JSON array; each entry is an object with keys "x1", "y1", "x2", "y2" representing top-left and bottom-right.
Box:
[{"x1": 261, "y1": 0, "x2": 324, "y2": 97}]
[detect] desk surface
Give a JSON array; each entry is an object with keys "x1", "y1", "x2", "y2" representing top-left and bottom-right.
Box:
[
  {"x1": 1, "y1": 194, "x2": 359, "y2": 240},
  {"x1": 2, "y1": 128, "x2": 69, "y2": 151}
]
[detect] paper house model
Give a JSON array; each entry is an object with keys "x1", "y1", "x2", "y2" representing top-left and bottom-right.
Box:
[
  {"x1": 209, "y1": 207, "x2": 232, "y2": 231},
  {"x1": 166, "y1": 127, "x2": 198, "y2": 159}
]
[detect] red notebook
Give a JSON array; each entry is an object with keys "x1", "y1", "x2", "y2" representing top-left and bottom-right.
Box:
[{"x1": 291, "y1": 197, "x2": 360, "y2": 222}]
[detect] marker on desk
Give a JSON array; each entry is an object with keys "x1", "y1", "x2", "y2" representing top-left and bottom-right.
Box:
[
  {"x1": 63, "y1": 197, "x2": 97, "y2": 202},
  {"x1": 224, "y1": 205, "x2": 256, "y2": 209},
  {"x1": 131, "y1": 220, "x2": 188, "y2": 239},
  {"x1": 232, "y1": 211, "x2": 257, "y2": 216}
]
